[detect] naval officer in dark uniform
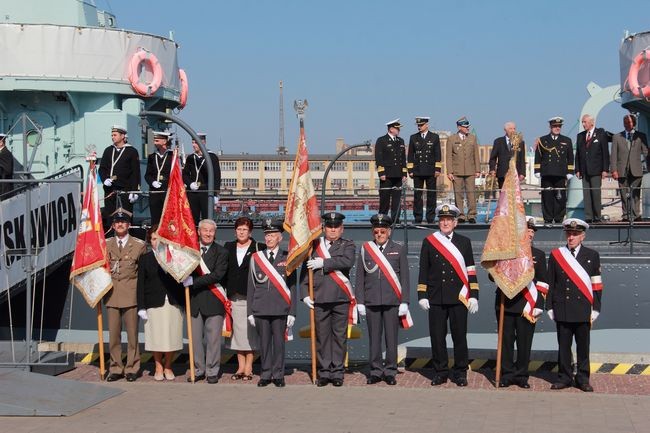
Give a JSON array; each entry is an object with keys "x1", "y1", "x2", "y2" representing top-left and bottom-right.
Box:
[
  {"x1": 534, "y1": 117, "x2": 574, "y2": 225},
  {"x1": 494, "y1": 216, "x2": 547, "y2": 389},
  {"x1": 417, "y1": 204, "x2": 479, "y2": 387},
  {"x1": 247, "y1": 219, "x2": 297, "y2": 387},
  {"x1": 375, "y1": 119, "x2": 407, "y2": 222},
  {"x1": 408, "y1": 117, "x2": 442, "y2": 223},
  {"x1": 99, "y1": 125, "x2": 141, "y2": 225},
  {"x1": 300, "y1": 212, "x2": 356, "y2": 387},
  {"x1": 183, "y1": 133, "x2": 221, "y2": 226},
  {"x1": 547, "y1": 218, "x2": 603, "y2": 392},
  {"x1": 355, "y1": 214, "x2": 409, "y2": 385},
  {"x1": 144, "y1": 131, "x2": 173, "y2": 226}
]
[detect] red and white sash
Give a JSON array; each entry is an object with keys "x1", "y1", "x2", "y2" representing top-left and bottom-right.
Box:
[
  {"x1": 551, "y1": 247, "x2": 601, "y2": 305},
  {"x1": 362, "y1": 241, "x2": 413, "y2": 329},
  {"x1": 252, "y1": 252, "x2": 294, "y2": 341},
  {"x1": 314, "y1": 238, "x2": 357, "y2": 325},
  {"x1": 522, "y1": 281, "x2": 538, "y2": 323},
  {"x1": 425, "y1": 232, "x2": 475, "y2": 308},
  {"x1": 198, "y1": 258, "x2": 232, "y2": 337}
]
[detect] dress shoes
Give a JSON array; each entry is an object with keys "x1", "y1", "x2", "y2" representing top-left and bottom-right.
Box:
[
  {"x1": 106, "y1": 373, "x2": 123, "y2": 382},
  {"x1": 207, "y1": 375, "x2": 219, "y2": 384},
  {"x1": 468, "y1": 218, "x2": 476, "y2": 224},
  {"x1": 187, "y1": 374, "x2": 206, "y2": 382},
  {"x1": 550, "y1": 382, "x2": 570, "y2": 390},
  {"x1": 577, "y1": 383, "x2": 593, "y2": 392},
  {"x1": 273, "y1": 379, "x2": 286, "y2": 387},
  {"x1": 498, "y1": 378, "x2": 512, "y2": 388},
  {"x1": 516, "y1": 379, "x2": 530, "y2": 389},
  {"x1": 316, "y1": 378, "x2": 329, "y2": 387},
  {"x1": 454, "y1": 377, "x2": 468, "y2": 387},
  {"x1": 384, "y1": 376, "x2": 397, "y2": 386},
  {"x1": 431, "y1": 376, "x2": 447, "y2": 386},
  {"x1": 125, "y1": 373, "x2": 137, "y2": 382},
  {"x1": 331, "y1": 378, "x2": 344, "y2": 387},
  {"x1": 366, "y1": 376, "x2": 382, "y2": 385},
  {"x1": 257, "y1": 378, "x2": 272, "y2": 387}
]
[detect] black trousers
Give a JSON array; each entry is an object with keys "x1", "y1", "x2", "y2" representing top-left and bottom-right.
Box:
[
  {"x1": 541, "y1": 175, "x2": 567, "y2": 223},
  {"x1": 314, "y1": 301, "x2": 349, "y2": 380},
  {"x1": 497, "y1": 311, "x2": 535, "y2": 382},
  {"x1": 187, "y1": 191, "x2": 208, "y2": 226},
  {"x1": 255, "y1": 315, "x2": 287, "y2": 380},
  {"x1": 412, "y1": 175, "x2": 437, "y2": 223},
  {"x1": 366, "y1": 305, "x2": 399, "y2": 378},
  {"x1": 149, "y1": 189, "x2": 165, "y2": 226},
  {"x1": 378, "y1": 177, "x2": 403, "y2": 221},
  {"x1": 428, "y1": 303, "x2": 468, "y2": 379},
  {"x1": 556, "y1": 321, "x2": 591, "y2": 386}
]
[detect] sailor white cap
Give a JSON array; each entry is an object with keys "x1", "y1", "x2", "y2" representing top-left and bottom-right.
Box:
[
  {"x1": 111, "y1": 125, "x2": 127, "y2": 134},
  {"x1": 415, "y1": 117, "x2": 430, "y2": 125},
  {"x1": 548, "y1": 116, "x2": 564, "y2": 126},
  {"x1": 386, "y1": 119, "x2": 402, "y2": 129},
  {"x1": 435, "y1": 203, "x2": 461, "y2": 218},
  {"x1": 153, "y1": 131, "x2": 172, "y2": 139}
]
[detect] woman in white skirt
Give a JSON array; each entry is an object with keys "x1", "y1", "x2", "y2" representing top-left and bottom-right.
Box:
[
  {"x1": 224, "y1": 217, "x2": 266, "y2": 380},
  {"x1": 137, "y1": 230, "x2": 185, "y2": 381}
]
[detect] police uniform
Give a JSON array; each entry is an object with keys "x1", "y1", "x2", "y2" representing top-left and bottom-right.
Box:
[
  {"x1": 547, "y1": 218, "x2": 602, "y2": 392},
  {"x1": 98, "y1": 125, "x2": 141, "y2": 222},
  {"x1": 375, "y1": 119, "x2": 407, "y2": 221},
  {"x1": 144, "y1": 132, "x2": 173, "y2": 225},
  {"x1": 247, "y1": 220, "x2": 297, "y2": 386},
  {"x1": 534, "y1": 117, "x2": 574, "y2": 224},
  {"x1": 0, "y1": 134, "x2": 14, "y2": 197},
  {"x1": 417, "y1": 204, "x2": 479, "y2": 385},
  {"x1": 183, "y1": 133, "x2": 221, "y2": 225},
  {"x1": 104, "y1": 209, "x2": 147, "y2": 381},
  {"x1": 445, "y1": 117, "x2": 481, "y2": 222},
  {"x1": 355, "y1": 214, "x2": 409, "y2": 383},
  {"x1": 300, "y1": 212, "x2": 356, "y2": 386},
  {"x1": 408, "y1": 117, "x2": 442, "y2": 223},
  {"x1": 494, "y1": 217, "x2": 547, "y2": 388}
]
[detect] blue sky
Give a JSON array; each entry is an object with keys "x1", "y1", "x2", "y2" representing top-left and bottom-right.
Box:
[{"x1": 106, "y1": 0, "x2": 648, "y2": 154}]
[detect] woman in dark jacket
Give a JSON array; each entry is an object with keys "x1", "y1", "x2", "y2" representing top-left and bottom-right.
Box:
[
  {"x1": 137, "y1": 227, "x2": 185, "y2": 381},
  {"x1": 224, "y1": 217, "x2": 266, "y2": 380}
]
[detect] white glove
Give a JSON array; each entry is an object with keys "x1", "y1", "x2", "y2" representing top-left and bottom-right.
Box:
[
  {"x1": 418, "y1": 299, "x2": 430, "y2": 311},
  {"x1": 591, "y1": 310, "x2": 600, "y2": 322},
  {"x1": 190, "y1": 182, "x2": 199, "y2": 191},
  {"x1": 137, "y1": 309, "x2": 148, "y2": 321},
  {"x1": 547, "y1": 309, "x2": 555, "y2": 321},
  {"x1": 213, "y1": 196, "x2": 219, "y2": 205},
  {"x1": 468, "y1": 298, "x2": 479, "y2": 314},
  {"x1": 103, "y1": 178, "x2": 113, "y2": 187},
  {"x1": 286, "y1": 315, "x2": 295, "y2": 328},
  {"x1": 152, "y1": 180, "x2": 162, "y2": 189},
  {"x1": 532, "y1": 308, "x2": 543, "y2": 318},
  {"x1": 303, "y1": 296, "x2": 314, "y2": 309},
  {"x1": 398, "y1": 303, "x2": 408, "y2": 316},
  {"x1": 566, "y1": 174, "x2": 574, "y2": 180},
  {"x1": 182, "y1": 276, "x2": 193, "y2": 287},
  {"x1": 307, "y1": 258, "x2": 324, "y2": 270},
  {"x1": 357, "y1": 304, "x2": 366, "y2": 316},
  {"x1": 248, "y1": 315, "x2": 255, "y2": 327},
  {"x1": 128, "y1": 193, "x2": 138, "y2": 203},
  {"x1": 534, "y1": 173, "x2": 540, "y2": 179}
]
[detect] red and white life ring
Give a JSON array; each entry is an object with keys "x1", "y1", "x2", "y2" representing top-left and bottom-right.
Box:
[
  {"x1": 178, "y1": 68, "x2": 189, "y2": 109},
  {"x1": 128, "y1": 50, "x2": 163, "y2": 97},
  {"x1": 628, "y1": 49, "x2": 650, "y2": 98}
]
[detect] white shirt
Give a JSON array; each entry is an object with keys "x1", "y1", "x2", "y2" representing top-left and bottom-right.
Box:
[
  {"x1": 116, "y1": 234, "x2": 129, "y2": 247},
  {"x1": 236, "y1": 243, "x2": 248, "y2": 266}
]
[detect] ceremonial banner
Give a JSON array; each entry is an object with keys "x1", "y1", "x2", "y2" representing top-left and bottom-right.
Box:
[
  {"x1": 70, "y1": 160, "x2": 112, "y2": 308},
  {"x1": 154, "y1": 149, "x2": 200, "y2": 282},
  {"x1": 480, "y1": 136, "x2": 534, "y2": 299},
  {"x1": 283, "y1": 124, "x2": 322, "y2": 275}
]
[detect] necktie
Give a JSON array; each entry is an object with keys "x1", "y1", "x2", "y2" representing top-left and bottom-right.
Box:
[
  {"x1": 446, "y1": 235, "x2": 451, "y2": 240},
  {"x1": 570, "y1": 248, "x2": 576, "y2": 257},
  {"x1": 626, "y1": 132, "x2": 631, "y2": 141},
  {"x1": 268, "y1": 251, "x2": 274, "y2": 262},
  {"x1": 379, "y1": 245, "x2": 384, "y2": 252},
  {"x1": 327, "y1": 241, "x2": 332, "y2": 250},
  {"x1": 421, "y1": 133, "x2": 426, "y2": 139},
  {"x1": 201, "y1": 246, "x2": 207, "y2": 256},
  {"x1": 118, "y1": 240, "x2": 123, "y2": 251},
  {"x1": 586, "y1": 131, "x2": 592, "y2": 148}
]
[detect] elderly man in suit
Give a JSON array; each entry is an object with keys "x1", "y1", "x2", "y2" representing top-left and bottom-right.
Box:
[
  {"x1": 375, "y1": 119, "x2": 407, "y2": 223},
  {"x1": 575, "y1": 114, "x2": 610, "y2": 223},
  {"x1": 301, "y1": 212, "x2": 356, "y2": 387},
  {"x1": 104, "y1": 208, "x2": 147, "y2": 382},
  {"x1": 489, "y1": 122, "x2": 526, "y2": 190},
  {"x1": 446, "y1": 117, "x2": 481, "y2": 223},
  {"x1": 183, "y1": 219, "x2": 229, "y2": 383},
  {"x1": 355, "y1": 214, "x2": 410, "y2": 385},
  {"x1": 611, "y1": 114, "x2": 648, "y2": 222}
]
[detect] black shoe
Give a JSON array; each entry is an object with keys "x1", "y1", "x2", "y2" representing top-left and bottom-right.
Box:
[
  {"x1": 125, "y1": 373, "x2": 137, "y2": 382},
  {"x1": 384, "y1": 376, "x2": 397, "y2": 386},
  {"x1": 431, "y1": 376, "x2": 447, "y2": 386},
  {"x1": 106, "y1": 373, "x2": 123, "y2": 382},
  {"x1": 516, "y1": 378, "x2": 530, "y2": 389},
  {"x1": 273, "y1": 379, "x2": 286, "y2": 387},
  {"x1": 366, "y1": 376, "x2": 382, "y2": 385},
  {"x1": 257, "y1": 379, "x2": 272, "y2": 387},
  {"x1": 316, "y1": 378, "x2": 329, "y2": 387},
  {"x1": 414, "y1": 220, "x2": 423, "y2": 224},
  {"x1": 585, "y1": 219, "x2": 593, "y2": 223},
  {"x1": 550, "y1": 382, "x2": 570, "y2": 390},
  {"x1": 578, "y1": 383, "x2": 593, "y2": 392},
  {"x1": 207, "y1": 375, "x2": 219, "y2": 384},
  {"x1": 331, "y1": 378, "x2": 344, "y2": 387},
  {"x1": 454, "y1": 377, "x2": 468, "y2": 387},
  {"x1": 634, "y1": 217, "x2": 642, "y2": 222},
  {"x1": 498, "y1": 378, "x2": 512, "y2": 388},
  {"x1": 468, "y1": 218, "x2": 476, "y2": 224},
  {"x1": 187, "y1": 374, "x2": 206, "y2": 382}
]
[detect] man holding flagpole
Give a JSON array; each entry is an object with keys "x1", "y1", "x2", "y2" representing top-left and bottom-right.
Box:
[{"x1": 355, "y1": 214, "x2": 410, "y2": 385}]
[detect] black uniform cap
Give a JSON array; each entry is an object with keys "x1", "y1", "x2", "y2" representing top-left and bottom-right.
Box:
[
  {"x1": 322, "y1": 212, "x2": 345, "y2": 227},
  {"x1": 370, "y1": 213, "x2": 392, "y2": 228},
  {"x1": 262, "y1": 218, "x2": 284, "y2": 233}
]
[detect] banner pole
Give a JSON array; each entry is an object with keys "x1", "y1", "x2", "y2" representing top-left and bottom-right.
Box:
[
  {"x1": 495, "y1": 291, "x2": 505, "y2": 389},
  {"x1": 308, "y1": 268, "x2": 317, "y2": 384},
  {"x1": 96, "y1": 305, "x2": 105, "y2": 380},
  {"x1": 185, "y1": 287, "x2": 196, "y2": 383}
]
